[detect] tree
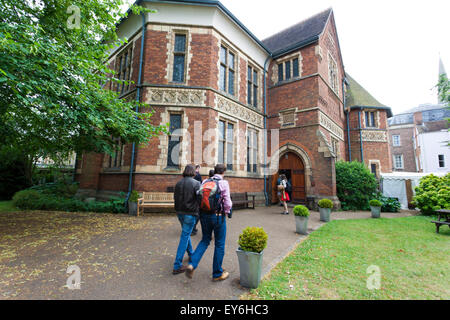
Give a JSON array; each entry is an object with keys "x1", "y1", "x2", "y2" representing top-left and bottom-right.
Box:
[
  {"x1": 0, "y1": 0, "x2": 165, "y2": 184},
  {"x1": 437, "y1": 73, "x2": 449, "y2": 104}
]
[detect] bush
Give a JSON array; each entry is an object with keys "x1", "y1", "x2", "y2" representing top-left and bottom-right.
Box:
[
  {"x1": 293, "y1": 205, "x2": 310, "y2": 217},
  {"x1": 238, "y1": 227, "x2": 268, "y2": 253},
  {"x1": 379, "y1": 196, "x2": 401, "y2": 213},
  {"x1": 336, "y1": 161, "x2": 378, "y2": 211},
  {"x1": 28, "y1": 182, "x2": 79, "y2": 199},
  {"x1": 129, "y1": 190, "x2": 140, "y2": 202},
  {"x1": 318, "y1": 199, "x2": 333, "y2": 209},
  {"x1": 412, "y1": 174, "x2": 450, "y2": 215},
  {"x1": 369, "y1": 199, "x2": 382, "y2": 207},
  {"x1": 12, "y1": 190, "x2": 42, "y2": 210}
]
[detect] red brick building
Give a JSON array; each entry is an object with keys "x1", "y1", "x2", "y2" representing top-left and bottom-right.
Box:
[{"x1": 76, "y1": 0, "x2": 392, "y2": 208}]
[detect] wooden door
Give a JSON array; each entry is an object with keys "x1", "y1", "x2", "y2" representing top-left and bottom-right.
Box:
[{"x1": 272, "y1": 152, "x2": 306, "y2": 203}]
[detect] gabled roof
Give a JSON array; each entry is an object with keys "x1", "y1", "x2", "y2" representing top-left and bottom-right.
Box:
[
  {"x1": 262, "y1": 8, "x2": 332, "y2": 57},
  {"x1": 346, "y1": 74, "x2": 393, "y2": 117}
]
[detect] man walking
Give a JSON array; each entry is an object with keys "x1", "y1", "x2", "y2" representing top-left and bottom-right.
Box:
[
  {"x1": 191, "y1": 165, "x2": 203, "y2": 236},
  {"x1": 172, "y1": 164, "x2": 201, "y2": 275},
  {"x1": 185, "y1": 164, "x2": 232, "y2": 281}
]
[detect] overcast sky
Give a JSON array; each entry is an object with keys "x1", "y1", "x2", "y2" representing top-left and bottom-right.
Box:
[{"x1": 219, "y1": 0, "x2": 449, "y2": 116}]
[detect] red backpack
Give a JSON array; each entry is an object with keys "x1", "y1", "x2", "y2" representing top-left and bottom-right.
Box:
[{"x1": 199, "y1": 178, "x2": 222, "y2": 214}]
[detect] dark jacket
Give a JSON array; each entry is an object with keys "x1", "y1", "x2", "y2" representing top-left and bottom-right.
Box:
[
  {"x1": 194, "y1": 172, "x2": 202, "y2": 183},
  {"x1": 174, "y1": 177, "x2": 201, "y2": 216}
]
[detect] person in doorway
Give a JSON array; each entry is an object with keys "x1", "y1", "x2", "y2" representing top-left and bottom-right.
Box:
[
  {"x1": 172, "y1": 164, "x2": 201, "y2": 275},
  {"x1": 185, "y1": 164, "x2": 232, "y2": 282},
  {"x1": 279, "y1": 174, "x2": 290, "y2": 215}
]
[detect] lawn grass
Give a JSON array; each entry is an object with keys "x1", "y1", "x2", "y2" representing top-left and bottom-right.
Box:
[
  {"x1": 244, "y1": 216, "x2": 450, "y2": 300},
  {"x1": 0, "y1": 201, "x2": 17, "y2": 213}
]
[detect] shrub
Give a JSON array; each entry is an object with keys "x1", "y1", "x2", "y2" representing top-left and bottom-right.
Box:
[
  {"x1": 28, "y1": 182, "x2": 79, "y2": 199},
  {"x1": 129, "y1": 190, "x2": 140, "y2": 203},
  {"x1": 336, "y1": 161, "x2": 378, "y2": 211},
  {"x1": 318, "y1": 199, "x2": 333, "y2": 209},
  {"x1": 293, "y1": 205, "x2": 310, "y2": 217},
  {"x1": 369, "y1": 199, "x2": 382, "y2": 207},
  {"x1": 379, "y1": 196, "x2": 401, "y2": 213},
  {"x1": 238, "y1": 227, "x2": 268, "y2": 253},
  {"x1": 12, "y1": 190, "x2": 42, "y2": 210},
  {"x1": 413, "y1": 174, "x2": 450, "y2": 215}
]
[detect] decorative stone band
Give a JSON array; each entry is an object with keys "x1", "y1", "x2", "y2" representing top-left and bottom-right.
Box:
[
  {"x1": 215, "y1": 94, "x2": 264, "y2": 128},
  {"x1": 146, "y1": 88, "x2": 207, "y2": 107},
  {"x1": 361, "y1": 130, "x2": 388, "y2": 142},
  {"x1": 319, "y1": 111, "x2": 344, "y2": 141}
]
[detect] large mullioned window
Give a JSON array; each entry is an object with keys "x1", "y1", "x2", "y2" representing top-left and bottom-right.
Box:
[
  {"x1": 219, "y1": 46, "x2": 235, "y2": 96},
  {"x1": 247, "y1": 66, "x2": 258, "y2": 108}
]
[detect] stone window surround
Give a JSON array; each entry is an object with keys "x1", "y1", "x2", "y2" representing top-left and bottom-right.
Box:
[
  {"x1": 103, "y1": 138, "x2": 126, "y2": 172},
  {"x1": 247, "y1": 63, "x2": 260, "y2": 109},
  {"x1": 363, "y1": 109, "x2": 380, "y2": 129},
  {"x1": 218, "y1": 116, "x2": 238, "y2": 172},
  {"x1": 327, "y1": 51, "x2": 339, "y2": 95},
  {"x1": 272, "y1": 52, "x2": 303, "y2": 84},
  {"x1": 218, "y1": 42, "x2": 238, "y2": 98},
  {"x1": 369, "y1": 159, "x2": 382, "y2": 176},
  {"x1": 246, "y1": 126, "x2": 259, "y2": 174},
  {"x1": 166, "y1": 28, "x2": 193, "y2": 85}
]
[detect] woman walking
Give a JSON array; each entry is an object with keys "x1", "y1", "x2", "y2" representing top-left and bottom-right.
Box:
[{"x1": 278, "y1": 174, "x2": 290, "y2": 215}]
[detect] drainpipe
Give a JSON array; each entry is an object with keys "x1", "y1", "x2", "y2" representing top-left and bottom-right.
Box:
[
  {"x1": 358, "y1": 109, "x2": 364, "y2": 164},
  {"x1": 263, "y1": 54, "x2": 272, "y2": 206},
  {"x1": 342, "y1": 77, "x2": 351, "y2": 162},
  {"x1": 126, "y1": 12, "x2": 147, "y2": 205}
]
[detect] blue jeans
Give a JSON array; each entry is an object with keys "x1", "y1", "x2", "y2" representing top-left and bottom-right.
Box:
[
  {"x1": 173, "y1": 214, "x2": 197, "y2": 270},
  {"x1": 190, "y1": 213, "x2": 227, "y2": 278}
]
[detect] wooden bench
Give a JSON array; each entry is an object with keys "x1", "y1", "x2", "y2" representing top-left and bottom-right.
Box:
[
  {"x1": 431, "y1": 209, "x2": 450, "y2": 234},
  {"x1": 231, "y1": 192, "x2": 256, "y2": 210},
  {"x1": 137, "y1": 192, "x2": 174, "y2": 216}
]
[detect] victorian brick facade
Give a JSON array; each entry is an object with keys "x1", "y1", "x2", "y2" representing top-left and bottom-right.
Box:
[{"x1": 76, "y1": 0, "x2": 392, "y2": 208}]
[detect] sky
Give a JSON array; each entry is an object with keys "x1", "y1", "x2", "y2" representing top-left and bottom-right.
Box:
[{"x1": 218, "y1": 0, "x2": 449, "y2": 116}]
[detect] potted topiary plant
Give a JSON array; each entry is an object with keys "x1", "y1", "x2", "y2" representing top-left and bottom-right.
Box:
[
  {"x1": 236, "y1": 227, "x2": 268, "y2": 289},
  {"x1": 293, "y1": 205, "x2": 310, "y2": 235},
  {"x1": 318, "y1": 198, "x2": 333, "y2": 222},
  {"x1": 128, "y1": 190, "x2": 140, "y2": 216},
  {"x1": 369, "y1": 199, "x2": 382, "y2": 218}
]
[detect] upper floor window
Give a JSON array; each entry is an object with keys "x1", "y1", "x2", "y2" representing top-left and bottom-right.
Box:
[
  {"x1": 167, "y1": 114, "x2": 182, "y2": 168},
  {"x1": 277, "y1": 57, "x2": 300, "y2": 83},
  {"x1": 365, "y1": 111, "x2": 376, "y2": 128},
  {"x1": 438, "y1": 155, "x2": 445, "y2": 168},
  {"x1": 392, "y1": 135, "x2": 401, "y2": 147},
  {"x1": 172, "y1": 34, "x2": 187, "y2": 83},
  {"x1": 114, "y1": 45, "x2": 133, "y2": 94},
  {"x1": 328, "y1": 52, "x2": 339, "y2": 94},
  {"x1": 218, "y1": 120, "x2": 234, "y2": 171},
  {"x1": 247, "y1": 66, "x2": 258, "y2": 108},
  {"x1": 247, "y1": 129, "x2": 258, "y2": 173},
  {"x1": 219, "y1": 46, "x2": 235, "y2": 96},
  {"x1": 394, "y1": 155, "x2": 404, "y2": 169}
]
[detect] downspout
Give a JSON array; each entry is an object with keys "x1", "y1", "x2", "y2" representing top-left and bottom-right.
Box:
[
  {"x1": 342, "y1": 77, "x2": 351, "y2": 162},
  {"x1": 358, "y1": 109, "x2": 364, "y2": 164},
  {"x1": 263, "y1": 54, "x2": 272, "y2": 206},
  {"x1": 126, "y1": 12, "x2": 146, "y2": 205}
]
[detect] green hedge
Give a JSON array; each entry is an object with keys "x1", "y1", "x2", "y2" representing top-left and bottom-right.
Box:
[
  {"x1": 12, "y1": 189, "x2": 126, "y2": 214},
  {"x1": 413, "y1": 174, "x2": 450, "y2": 215},
  {"x1": 336, "y1": 161, "x2": 378, "y2": 211}
]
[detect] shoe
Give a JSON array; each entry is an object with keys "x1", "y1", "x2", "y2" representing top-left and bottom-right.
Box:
[
  {"x1": 185, "y1": 264, "x2": 194, "y2": 279},
  {"x1": 172, "y1": 266, "x2": 187, "y2": 275},
  {"x1": 191, "y1": 229, "x2": 197, "y2": 236},
  {"x1": 212, "y1": 271, "x2": 229, "y2": 282}
]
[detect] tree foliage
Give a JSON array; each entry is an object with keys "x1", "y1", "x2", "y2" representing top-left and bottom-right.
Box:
[
  {"x1": 335, "y1": 161, "x2": 378, "y2": 211},
  {"x1": 0, "y1": 0, "x2": 165, "y2": 182}
]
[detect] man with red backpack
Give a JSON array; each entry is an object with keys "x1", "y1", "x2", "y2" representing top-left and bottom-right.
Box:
[{"x1": 185, "y1": 164, "x2": 232, "y2": 282}]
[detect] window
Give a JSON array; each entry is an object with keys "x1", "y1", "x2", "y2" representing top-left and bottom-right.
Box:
[
  {"x1": 438, "y1": 155, "x2": 445, "y2": 168},
  {"x1": 114, "y1": 45, "x2": 133, "y2": 94},
  {"x1": 167, "y1": 114, "x2": 182, "y2": 168},
  {"x1": 172, "y1": 34, "x2": 187, "y2": 83},
  {"x1": 285, "y1": 60, "x2": 291, "y2": 80},
  {"x1": 218, "y1": 120, "x2": 234, "y2": 171},
  {"x1": 328, "y1": 52, "x2": 339, "y2": 94},
  {"x1": 106, "y1": 138, "x2": 123, "y2": 168},
  {"x1": 219, "y1": 46, "x2": 235, "y2": 95},
  {"x1": 392, "y1": 135, "x2": 401, "y2": 147},
  {"x1": 278, "y1": 64, "x2": 284, "y2": 82},
  {"x1": 365, "y1": 111, "x2": 376, "y2": 128},
  {"x1": 247, "y1": 66, "x2": 258, "y2": 108},
  {"x1": 371, "y1": 164, "x2": 377, "y2": 177},
  {"x1": 293, "y1": 58, "x2": 299, "y2": 78},
  {"x1": 277, "y1": 57, "x2": 301, "y2": 83},
  {"x1": 394, "y1": 155, "x2": 404, "y2": 169},
  {"x1": 247, "y1": 129, "x2": 258, "y2": 173}
]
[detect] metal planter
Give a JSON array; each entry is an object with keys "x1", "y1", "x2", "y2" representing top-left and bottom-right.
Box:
[
  {"x1": 236, "y1": 248, "x2": 264, "y2": 289},
  {"x1": 128, "y1": 201, "x2": 138, "y2": 216},
  {"x1": 370, "y1": 206, "x2": 381, "y2": 218},
  {"x1": 295, "y1": 215, "x2": 309, "y2": 235},
  {"x1": 319, "y1": 207, "x2": 331, "y2": 222}
]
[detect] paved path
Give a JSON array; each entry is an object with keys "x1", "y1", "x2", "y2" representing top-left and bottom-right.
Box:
[{"x1": 0, "y1": 207, "x2": 414, "y2": 300}]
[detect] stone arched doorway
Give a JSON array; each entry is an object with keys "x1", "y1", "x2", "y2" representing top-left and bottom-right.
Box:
[{"x1": 272, "y1": 152, "x2": 307, "y2": 204}]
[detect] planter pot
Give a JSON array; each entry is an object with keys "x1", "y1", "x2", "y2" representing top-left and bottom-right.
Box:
[
  {"x1": 236, "y1": 248, "x2": 264, "y2": 289},
  {"x1": 295, "y1": 215, "x2": 309, "y2": 235},
  {"x1": 319, "y1": 207, "x2": 331, "y2": 222},
  {"x1": 370, "y1": 206, "x2": 381, "y2": 218},
  {"x1": 128, "y1": 201, "x2": 138, "y2": 216}
]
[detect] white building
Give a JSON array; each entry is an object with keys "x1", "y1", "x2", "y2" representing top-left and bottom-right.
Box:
[{"x1": 416, "y1": 126, "x2": 449, "y2": 173}]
